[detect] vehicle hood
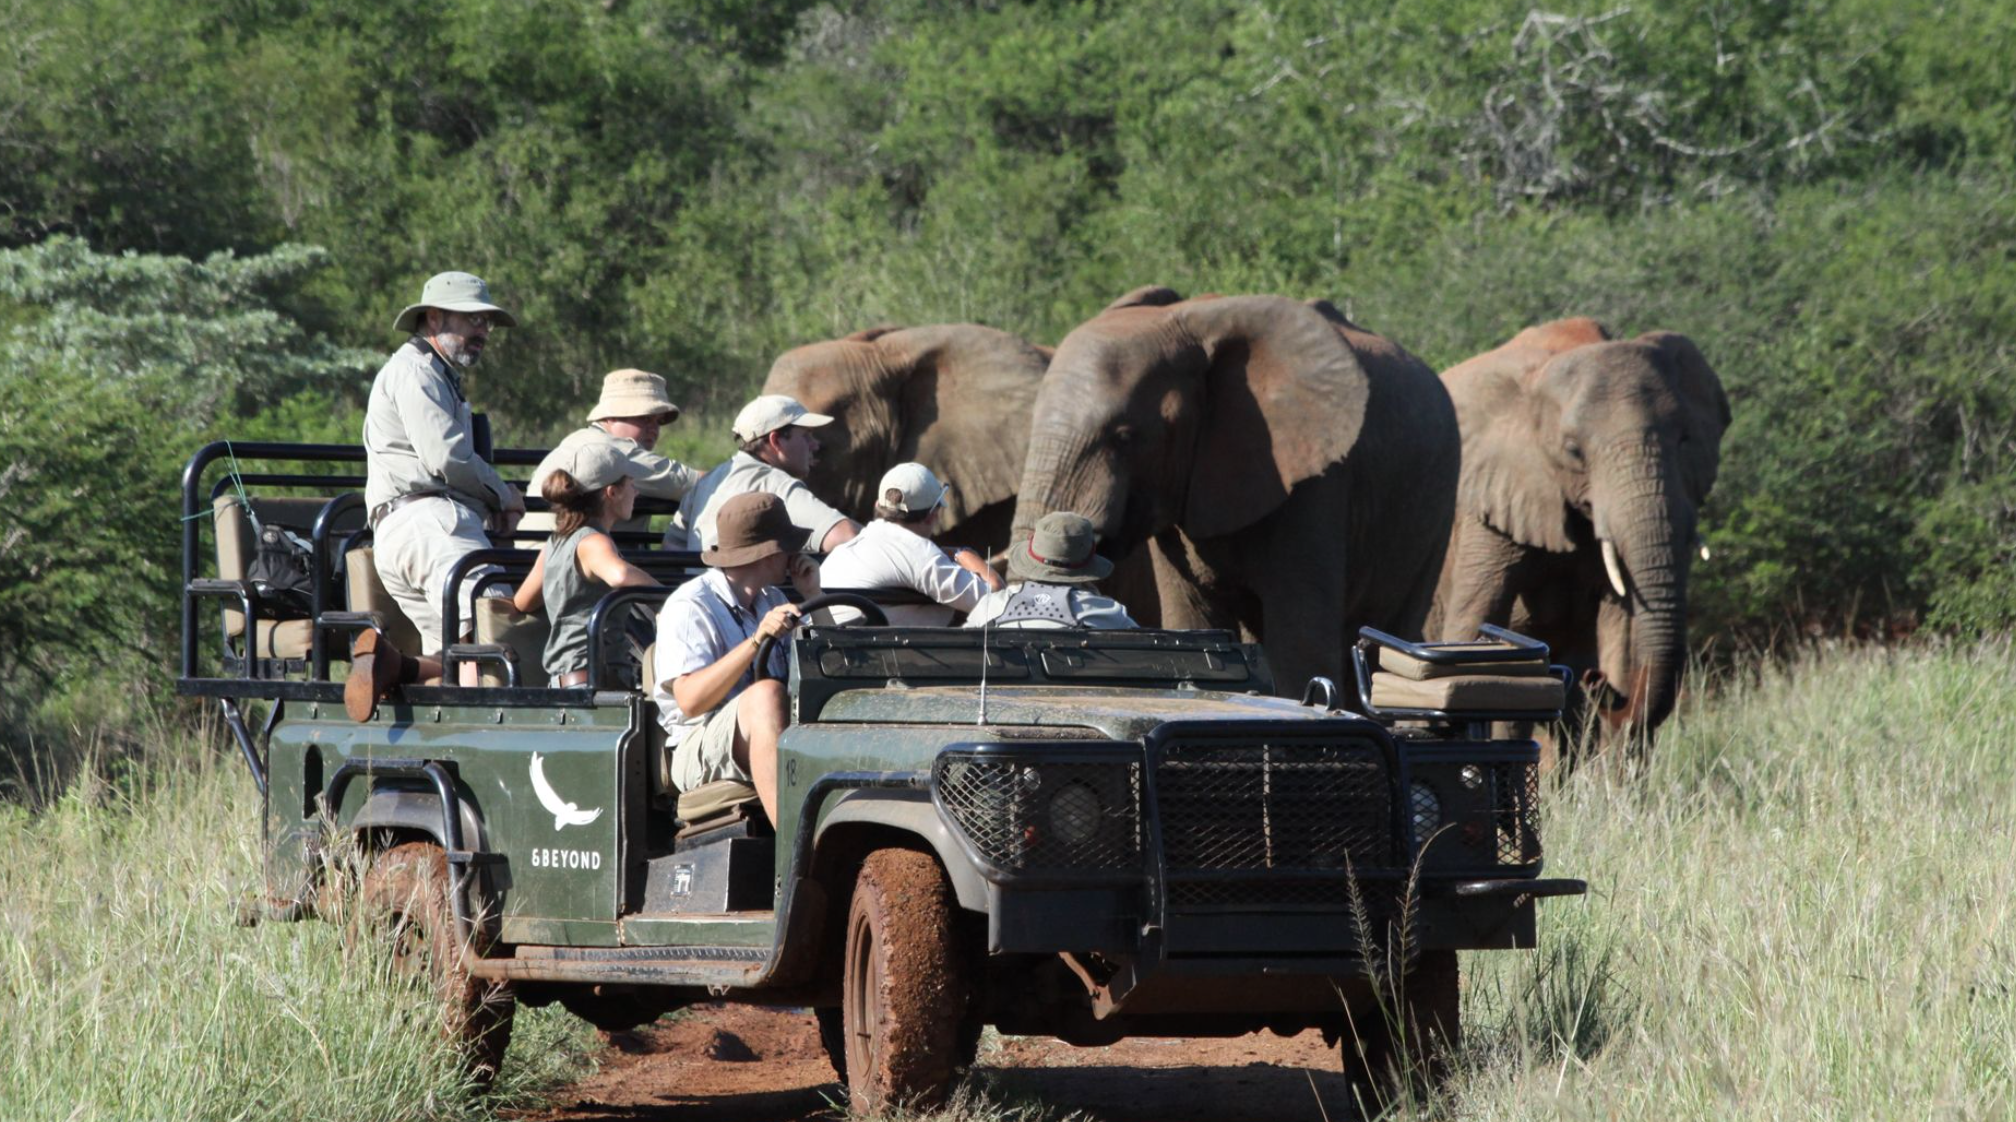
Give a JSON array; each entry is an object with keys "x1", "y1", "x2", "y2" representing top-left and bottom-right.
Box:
[{"x1": 815, "y1": 685, "x2": 1339, "y2": 741}]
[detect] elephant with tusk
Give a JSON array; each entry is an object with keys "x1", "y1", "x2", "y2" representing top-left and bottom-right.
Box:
[
  {"x1": 1011, "y1": 285, "x2": 1461, "y2": 694},
  {"x1": 1427, "y1": 317, "x2": 1731, "y2": 745}
]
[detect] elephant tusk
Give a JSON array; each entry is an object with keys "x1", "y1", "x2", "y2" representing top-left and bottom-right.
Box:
[
  {"x1": 1699, "y1": 540, "x2": 1712, "y2": 563},
  {"x1": 1601, "y1": 538, "x2": 1628, "y2": 599}
]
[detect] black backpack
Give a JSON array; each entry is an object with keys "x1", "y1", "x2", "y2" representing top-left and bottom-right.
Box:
[{"x1": 247, "y1": 521, "x2": 317, "y2": 618}]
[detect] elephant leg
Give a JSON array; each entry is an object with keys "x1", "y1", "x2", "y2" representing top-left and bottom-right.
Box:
[
  {"x1": 1433, "y1": 518, "x2": 1527, "y2": 642},
  {"x1": 1148, "y1": 528, "x2": 1240, "y2": 632}
]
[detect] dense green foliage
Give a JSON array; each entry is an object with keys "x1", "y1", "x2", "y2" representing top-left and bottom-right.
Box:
[{"x1": 1, "y1": 0, "x2": 2013, "y2": 752}]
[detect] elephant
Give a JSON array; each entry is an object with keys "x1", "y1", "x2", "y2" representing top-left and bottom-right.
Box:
[
  {"x1": 1011, "y1": 285, "x2": 1462, "y2": 695},
  {"x1": 762, "y1": 323, "x2": 1052, "y2": 554},
  {"x1": 1427, "y1": 317, "x2": 1731, "y2": 742}
]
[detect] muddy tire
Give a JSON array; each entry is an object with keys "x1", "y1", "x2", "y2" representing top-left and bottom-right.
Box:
[
  {"x1": 361, "y1": 841, "x2": 516, "y2": 1085},
  {"x1": 839, "y1": 848, "x2": 972, "y2": 1112},
  {"x1": 1341, "y1": 949, "x2": 1460, "y2": 1108}
]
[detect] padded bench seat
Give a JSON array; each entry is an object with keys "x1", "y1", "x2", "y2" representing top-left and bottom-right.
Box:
[{"x1": 1368, "y1": 672, "x2": 1565, "y2": 711}]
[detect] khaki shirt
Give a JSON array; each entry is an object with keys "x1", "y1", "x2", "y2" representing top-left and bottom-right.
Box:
[
  {"x1": 363, "y1": 339, "x2": 522, "y2": 517},
  {"x1": 528, "y1": 425, "x2": 699, "y2": 504},
  {"x1": 667, "y1": 451, "x2": 850, "y2": 552}
]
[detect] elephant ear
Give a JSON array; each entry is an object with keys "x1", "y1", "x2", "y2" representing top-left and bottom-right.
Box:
[
  {"x1": 1640, "y1": 330, "x2": 1730, "y2": 500},
  {"x1": 1172, "y1": 295, "x2": 1370, "y2": 541},
  {"x1": 843, "y1": 325, "x2": 905, "y2": 343},
  {"x1": 1106, "y1": 285, "x2": 1185, "y2": 312},
  {"x1": 1444, "y1": 336, "x2": 1579, "y2": 553},
  {"x1": 879, "y1": 324, "x2": 1050, "y2": 532}
]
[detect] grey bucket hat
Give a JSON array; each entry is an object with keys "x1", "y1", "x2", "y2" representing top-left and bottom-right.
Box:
[
  {"x1": 393, "y1": 271, "x2": 518, "y2": 334},
  {"x1": 1008, "y1": 512, "x2": 1114, "y2": 584}
]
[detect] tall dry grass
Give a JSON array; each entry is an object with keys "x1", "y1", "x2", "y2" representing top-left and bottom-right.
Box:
[{"x1": 0, "y1": 717, "x2": 596, "y2": 1121}]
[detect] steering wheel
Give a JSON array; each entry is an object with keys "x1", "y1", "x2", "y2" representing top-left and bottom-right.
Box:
[{"x1": 752, "y1": 592, "x2": 890, "y2": 682}]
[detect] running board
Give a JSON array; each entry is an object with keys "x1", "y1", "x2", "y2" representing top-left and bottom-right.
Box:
[{"x1": 465, "y1": 944, "x2": 768, "y2": 987}]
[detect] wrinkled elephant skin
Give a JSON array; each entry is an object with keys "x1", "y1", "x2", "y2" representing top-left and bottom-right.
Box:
[
  {"x1": 763, "y1": 324, "x2": 1050, "y2": 553},
  {"x1": 1428, "y1": 317, "x2": 1731, "y2": 745},
  {"x1": 1012, "y1": 286, "x2": 1461, "y2": 695}
]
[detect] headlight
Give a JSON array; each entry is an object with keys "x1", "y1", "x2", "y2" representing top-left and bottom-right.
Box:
[
  {"x1": 1049, "y1": 782, "x2": 1102, "y2": 846},
  {"x1": 1409, "y1": 781, "x2": 1441, "y2": 842}
]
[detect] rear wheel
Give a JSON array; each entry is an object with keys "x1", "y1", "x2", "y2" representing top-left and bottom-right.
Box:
[
  {"x1": 839, "y1": 848, "x2": 972, "y2": 1112},
  {"x1": 361, "y1": 841, "x2": 516, "y2": 1084},
  {"x1": 1341, "y1": 949, "x2": 1460, "y2": 1108}
]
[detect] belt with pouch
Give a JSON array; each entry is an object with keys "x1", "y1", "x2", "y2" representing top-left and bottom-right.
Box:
[{"x1": 369, "y1": 490, "x2": 456, "y2": 529}]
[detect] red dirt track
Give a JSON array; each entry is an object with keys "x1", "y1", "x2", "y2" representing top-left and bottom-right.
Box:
[{"x1": 510, "y1": 1003, "x2": 1365, "y2": 1122}]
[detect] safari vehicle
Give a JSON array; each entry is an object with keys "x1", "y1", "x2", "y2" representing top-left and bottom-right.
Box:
[{"x1": 181, "y1": 439, "x2": 1585, "y2": 1108}]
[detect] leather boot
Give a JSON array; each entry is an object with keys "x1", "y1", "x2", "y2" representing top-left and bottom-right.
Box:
[{"x1": 344, "y1": 628, "x2": 406, "y2": 722}]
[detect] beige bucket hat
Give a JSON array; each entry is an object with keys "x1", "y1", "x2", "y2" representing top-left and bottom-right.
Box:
[
  {"x1": 732, "y1": 394, "x2": 834, "y2": 444},
  {"x1": 1008, "y1": 512, "x2": 1114, "y2": 584},
  {"x1": 587, "y1": 369, "x2": 681, "y2": 424},
  {"x1": 393, "y1": 271, "x2": 518, "y2": 334}
]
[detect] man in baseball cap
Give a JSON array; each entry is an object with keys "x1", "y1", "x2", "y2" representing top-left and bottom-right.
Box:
[
  {"x1": 653, "y1": 492, "x2": 824, "y2": 825},
  {"x1": 349, "y1": 270, "x2": 527, "y2": 716},
  {"x1": 963, "y1": 511, "x2": 1138, "y2": 630},
  {"x1": 819, "y1": 462, "x2": 1002, "y2": 625},
  {"x1": 667, "y1": 393, "x2": 861, "y2": 555},
  {"x1": 529, "y1": 369, "x2": 699, "y2": 505}
]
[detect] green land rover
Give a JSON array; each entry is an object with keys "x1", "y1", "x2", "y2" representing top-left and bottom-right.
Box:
[{"x1": 182, "y1": 440, "x2": 1583, "y2": 1110}]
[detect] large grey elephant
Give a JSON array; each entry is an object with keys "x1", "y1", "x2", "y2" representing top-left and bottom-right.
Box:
[
  {"x1": 762, "y1": 324, "x2": 1051, "y2": 553},
  {"x1": 1012, "y1": 286, "x2": 1461, "y2": 694},
  {"x1": 1428, "y1": 318, "x2": 1730, "y2": 740}
]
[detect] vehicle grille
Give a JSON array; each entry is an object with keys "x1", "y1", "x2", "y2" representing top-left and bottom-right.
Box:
[
  {"x1": 1155, "y1": 737, "x2": 1393, "y2": 908},
  {"x1": 934, "y1": 754, "x2": 1143, "y2": 874},
  {"x1": 1488, "y1": 759, "x2": 1541, "y2": 866}
]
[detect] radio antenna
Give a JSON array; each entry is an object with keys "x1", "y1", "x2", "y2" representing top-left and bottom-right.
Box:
[{"x1": 976, "y1": 617, "x2": 991, "y2": 726}]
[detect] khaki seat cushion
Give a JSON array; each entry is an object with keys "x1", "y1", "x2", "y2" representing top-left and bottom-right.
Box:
[
  {"x1": 212, "y1": 494, "x2": 359, "y2": 638},
  {"x1": 1369, "y1": 670, "x2": 1565, "y2": 712},
  {"x1": 642, "y1": 643, "x2": 672, "y2": 792},
  {"x1": 474, "y1": 598, "x2": 551, "y2": 688},
  {"x1": 344, "y1": 546, "x2": 423, "y2": 656},
  {"x1": 248, "y1": 619, "x2": 315, "y2": 661},
  {"x1": 676, "y1": 779, "x2": 761, "y2": 824},
  {"x1": 1379, "y1": 641, "x2": 1550, "y2": 681}
]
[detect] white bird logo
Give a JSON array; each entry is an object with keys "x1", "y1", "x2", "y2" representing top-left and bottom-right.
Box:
[{"x1": 529, "y1": 752, "x2": 603, "y2": 830}]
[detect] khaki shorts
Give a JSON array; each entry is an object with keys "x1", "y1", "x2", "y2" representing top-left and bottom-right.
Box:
[
  {"x1": 669, "y1": 702, "x2": 749, "y2": 793},
  {"x1": 373, "y1": 496, "x2": 503, "y2": 655}
]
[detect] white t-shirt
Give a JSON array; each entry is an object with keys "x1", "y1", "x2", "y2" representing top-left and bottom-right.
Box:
[{"x1": 818, "y1": 520, "x2": 991, "y2": 626}]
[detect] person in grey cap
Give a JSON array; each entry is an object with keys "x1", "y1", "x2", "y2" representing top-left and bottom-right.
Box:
[
  {"x1": 512, "y1": 442, "x2": 662, "y2": 686},
  {"x1": 666, "y1": 394, "x2": 860, "y2": 554},
  {"x1": 820, "y1": 462, "x2": 1001, "y2": 625},
  {"x1": 348, "y1": 271, "x2": 526, "y2": 718},
  {"x1": 528, "y1": 368, "x2": 699, "y2": 505},
  {"x1": 963, "y1": 512, "x2": 1138, "y2": 630}
]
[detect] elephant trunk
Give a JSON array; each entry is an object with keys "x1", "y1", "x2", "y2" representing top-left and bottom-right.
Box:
[
  {"x1": 1599, "y1": 444, "x2": 1692, "y2": 736},
  {"x1": 1011, "y1": 424, "x2": 1125, "y2": 551}
]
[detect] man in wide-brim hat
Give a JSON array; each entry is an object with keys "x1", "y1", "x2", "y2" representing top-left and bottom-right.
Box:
[
  {"x1": 963, "y1": 511, "x2": 1138, "y2": 630},
  {"x1": 653, "y1": 492, "x2": 824, "y2": 825},
  {"x1": 529, "y1": 369, "x2": 699, "y2": 505},
  {"x1": 349, "y1": 271, "x2": 527, "y2": 719}
]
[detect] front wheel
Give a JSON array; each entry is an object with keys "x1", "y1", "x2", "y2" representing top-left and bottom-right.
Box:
[
  {"x1": 360, "y1": 841, "x2": 516, "y2": 1084},
  {"x1": 1341, "y1": 949, "x2": 1460, "y2": 1108},
  {"x1": 839, "y1": 848, "x2": 972, "y2": 1112}
]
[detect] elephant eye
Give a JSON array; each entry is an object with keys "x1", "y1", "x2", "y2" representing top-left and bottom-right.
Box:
[
  {"x1": 1563, "y1": 437, "x2": 1584, "y2": 462},
  {"x1": 1111, "y1": 424, "x2": 1137, "y2": 445}
]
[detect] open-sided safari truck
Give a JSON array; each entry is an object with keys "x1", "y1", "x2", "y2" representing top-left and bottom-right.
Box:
[{"x1": 180, "y1": 439, "x2": 1585, "y2": 1109}]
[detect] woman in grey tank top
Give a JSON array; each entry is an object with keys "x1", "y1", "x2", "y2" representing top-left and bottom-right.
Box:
[{"x1": 512, "y1": 443, "x2": 661, "y2": 685}]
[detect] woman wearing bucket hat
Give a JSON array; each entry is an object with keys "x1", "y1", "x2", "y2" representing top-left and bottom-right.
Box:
[
  {"x1": 528, "y1": 369, "x2": 700, "y2": 503},
  {"x1": 350, "y1": 270, "x2": 526, "y2": 716},
  {"x1": 819, "y1": 462, "x2": 1002, "y2": 625},
  {"x1": 511, "y1": 443, "x2": 662, "y2": 686},
  {"x1": 962, "y1": 511, "x2": 1138, "y2": 630},
  {"x1": 652, "y1": 493, "x2": 824, "y2": 825}
]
